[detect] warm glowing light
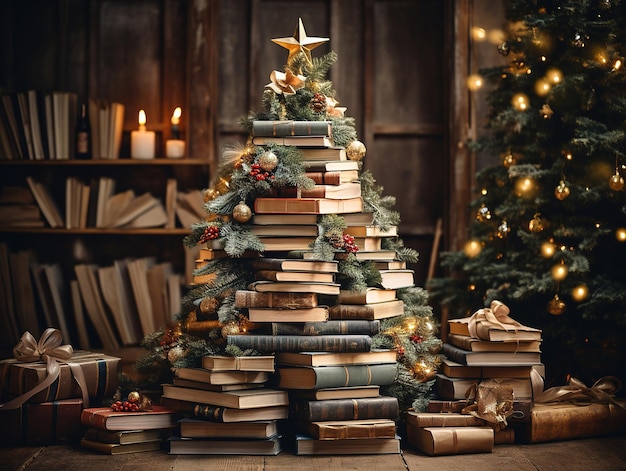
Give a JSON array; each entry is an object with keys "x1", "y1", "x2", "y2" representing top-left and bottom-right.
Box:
[
  {"x1": 565, "y1": 152, "x2": 573, "y2": 160},
  {"x1": 541, "y1": 55, "x2": 547, "y2": 62},
  {"x1": 471, "y1": 27, "x2": 487, "y2": 41},
  {"x1": 481, "y1": 188, "x2": 488, "y2": 196},
  {"x1": 512, "y1": 93, "x2": 529, "y2": 111},
  {"x1": 488, "y1": 29, "x2": 505, "y2": 44},
  {"x1": 541, "y1": 241, "x2": 556, "y2": 257},
  {"x1": 171, "y1": 107, "x2": 182, "y2": 125},
  {"x1": 138, "y1": 109, "x2": 147, "y2": 128},
  {"x1": 535, "y1": 78, "x2": 551, "y2": 96},
  {"x1": 551, "y1": 262, "x2": 569, "y2": 281},
  {"x1": 467, "y1": 74, "x2": 483, "y2": 91},
  {"x1": 468, "y1": 284, "x2": 476, "y2": 291},
  {"x1": 614, "y1": 59, "x2": 622, "y2": 70},
  {"x1": 616, "y1": 228, "x2": 626, "y2": 242},
  {"x1": 547, "y1": 68, "x2": 563, "y2": 83},
  {"x1": 464, "y1": 240, "x2": 482, "y2": 257},
  {"x1": 425, "y1": 322, "x2": 433, "y2": 331},
  {"x1": 572, "y1": 284, "x2": 589, "y2": 302},
  {"x1": 596, "y1": 51, "x2": 608, "y2": 65},
  {"x1": 515, "y1": 177, "x2": 537, "y2": 198}
]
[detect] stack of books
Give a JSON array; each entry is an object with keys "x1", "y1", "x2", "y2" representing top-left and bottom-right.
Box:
[
  {"x1": 161, "y1": 354, "x2": 289, "y2": 455},
  {"x1": 80, "y1": 405, "x2": 180, "y2": 454},
  {"x1": 276, "y1": 349, "x2": 402, "y2": 455}
]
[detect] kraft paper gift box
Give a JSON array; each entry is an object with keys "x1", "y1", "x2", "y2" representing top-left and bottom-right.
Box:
[
  {"x1": 1, "y1": 351, "x2": 120, "y2": 404},
  {"x1": 0, "y1": 398, "x2": 83, "y2": 446},
  {"x1": 407, "y1": 426, "x2": 494, "y2": 455}
]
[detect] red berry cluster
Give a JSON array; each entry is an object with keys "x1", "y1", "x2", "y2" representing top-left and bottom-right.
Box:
[
  {"x1": 249, "y1": 163, "x2": 275, "y2": 181},
  {"x1": 111, "y1": 400, "x2": 140, "y2": 412},
  {"x1": 342, "y1": 234, "x2": 359, "y2": 253},
  {"x1": 410, "y1": 334, "x2": 424, "y2": 343},
  {"x1": 199, "y1": 225, "x2": 219, "y2": 243}
]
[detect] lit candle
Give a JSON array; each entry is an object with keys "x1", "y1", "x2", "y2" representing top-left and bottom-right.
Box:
[
  {"x1": 131, "y1": 110, "x2": 155, "y2": 159},
  {"x1": 166, "y1": 106, "x2": 185, "y2": 158}
]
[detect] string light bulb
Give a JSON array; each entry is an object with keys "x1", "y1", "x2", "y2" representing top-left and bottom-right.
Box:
[
  {"x1": 551, "y1": 261, "x2": 568, "y2": 281},
  {"x1": 541, "y1": 240, "x2": 556, "y2": 257},
  {"x1": 464, "y1": 239, "x2": 482, "y2": 257},
  {"x1": 512, "y1": 93, "x2": 529, "y2": 110},
  {"x1": 616, "y1": 228, "x2": 626, "y2": 242},
  {"x1": 572, "y1": 284, "x2": 589, "y2": 302}
]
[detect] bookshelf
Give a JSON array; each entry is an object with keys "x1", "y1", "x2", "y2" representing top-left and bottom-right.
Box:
[{"x1": 0, "y1": 0, "x2": 219, "y2": 365}]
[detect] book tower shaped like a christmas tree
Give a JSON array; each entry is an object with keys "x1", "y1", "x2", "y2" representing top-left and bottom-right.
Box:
[{"x1": 139, "y1": 18, "x2": 442, "y2": 456}]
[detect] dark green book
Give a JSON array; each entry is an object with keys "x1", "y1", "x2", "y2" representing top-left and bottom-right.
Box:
[
  {"x1": 271, "y1": 320, "x2": 380, "y2": 336},
  {"x1": 227, "y1": 334, "x2": 372, "y2": 353},
  {"x1": 277, "y1": 363, "x2": 397, "y2": 390}
]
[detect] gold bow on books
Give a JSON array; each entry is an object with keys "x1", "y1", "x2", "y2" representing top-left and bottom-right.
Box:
[
  {"x1": 467, "y1": 300, "x2": 525, "y2": 339},
  {"x1": 0, "y1": 328, "x2": 89, "y2": 410},
  {"x1": 535, "y1": 376, "x2": 625, "y2": 408}
]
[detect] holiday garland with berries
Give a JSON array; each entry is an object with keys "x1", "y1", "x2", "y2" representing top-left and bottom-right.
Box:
[{"x1": 134, "y1": 19, "x2": 442, "y2": 413}]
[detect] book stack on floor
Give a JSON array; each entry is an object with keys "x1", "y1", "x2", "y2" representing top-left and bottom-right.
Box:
[
  {"x1": 80, "y1": 405, "x2": 180, "y2": 454},
  {"x1": 160, "y1": 355, "x2": 289, "y2": 455}
]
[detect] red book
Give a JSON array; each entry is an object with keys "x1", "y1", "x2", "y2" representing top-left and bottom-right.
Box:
[{"x1": 81, "y1": 405, "x2": 180, "y2": 431}]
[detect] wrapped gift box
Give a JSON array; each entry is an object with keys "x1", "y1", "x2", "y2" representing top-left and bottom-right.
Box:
[
  {"x1": 0, "y1": 398, "x2": 83, "y2": 446},
  {"x1": 406, "y1": 411, "x2": 484, "y2": 428},
  {"x1": 1, "y1": 351, "x2": 120, "y2": 404},
  {"x1": 407, "y1": 425, "x2": 494, "y2": 455},
  {"x1": 514, "y1": 401, "x2": 626, "y2": 443}
]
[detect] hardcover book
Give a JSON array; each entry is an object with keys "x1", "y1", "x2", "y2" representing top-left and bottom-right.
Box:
[
  {"x1": 250, "y1": 258, "x2": 338, "y2": 273},
  {"x1": 160, "y1": 384, "x2": 289, "y2": 409},
  {"x1": 299, "y1": 146, "x2": 347, "y2": 161},
  {"x1": 305, "y1": 170, "x2": 360, "y2": 185},
  {"x1": 227, "y1": 334, "x2": 372, "y2": 354},
  {"x1": 406, "y1": 411, "x2": 484, "y2": 428},
  {"x1": 252, "y1": 134, "x2": 333, "y2": 147},
  {"x1": 247, "y1": 306, "x2": 330, "y2": 323},
  {"x1": 250, "y1": 224, "x2": 319, "y2": 237},
  {"x1": 257, "y1": 236, "x2": 317, "y2": 251},
  {"x1": 441, "y1": 358, "x2": 545, "y2": 379},
  {"x1": 407, "y1": 426, "x2": 494, "y2": 456},
  {"x1": 235, "y1": 290, "x2": 319, "y2": 309},
  {"x1": 279, "y1": 182, "x2": 361, "y2": 199},
  {"x1": 337, "y1": 288, "x2": 397, "y2": 305},
  {"x1": 179, "y1": 418, "x2": 279, "y2": 439},
  {"x1": 201, "y1": 355, "x2": 275, "y2": 372},
  {"x1": 303, "y1": 160, "x2": 360, "y2": 172},
  {"x1": 271, "y1": 319, "x2": 380, "y2": 336},
  {"x1": 80, "y1": 438, "x2": 162, "y2": 455},
  {"x1": 447, "y1": 317, "x2": 542, "y2": 342},
  {"x1": 442, "y1": 342, "x2": 542, "y2": 366},
  {"x1": 254, "y1": 270, "x2": 335, "y2": 284},
  {"x1": 278, "y1": 363, "x2": 397, "y2": 390},
  {"x1": 294, "y1": 396, "x2": 400, "y2": 422},
  {"x1": 251, "y1": 213, "x2": 319, "y2": 225},
  {"x1": 291, "y1": 385, "x2": 381, "y2": 401},
  {"x1": 329, "y1": 300, "x2": 404, "y2": 320},
  {"x1": 301, "y1": 418, "x2": 397, "y2": 440},
  {"x1": 160, "y1": 396, "x2": 289, "y2": 422},
  {"x1": 247, "y1": 280, "x2": 340, "y2": 295},
  {"x1": 80, "y1": 405, "x2": 180, "y2": 431},
  {"x1": 378, "y1": 269, "x2": 415, "y2": 289},
  {"x1": 82, "y1": 427, "x2": 163, "y2": 445},
  {"x1": 168, "y1": 435, "x2": 282, "y2": 455},
  {"x1": 276, "y1": 349, "x2": 397, "y2": 367},
  {"x1": 172, "y1": 378, "x2": 261, "y2": 392},
  {"x1": 446, "y1": 333, "x2": 542, "y2": 353},
  {"x1": 173, "y1": 368, "x2": 269, "y2": 385},
  {"x1": 251, "y1": 120, "x2": 332, "y2": 137},
  {"x1": 253, "y1": 196, "x2": 363, "y2": 215},
  {"x1": 294, "y1": 434, "x2": 401, "y2": 455}
]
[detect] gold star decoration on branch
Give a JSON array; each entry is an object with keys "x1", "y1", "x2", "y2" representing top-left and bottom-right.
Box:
[{"x1": 271, "y1": 17, "x2": 329, "y2": 66}]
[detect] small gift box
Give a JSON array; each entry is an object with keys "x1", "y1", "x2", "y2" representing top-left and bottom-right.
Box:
[
  {"x1": 407, "y1": 426, "x2": 494, "y2": 455},
  {"x1": 0, "y1": 398, "x2": 83, "y2": 446},
  {"x1": 0, "y1": 329, "x2": 120, "y2": 407}
]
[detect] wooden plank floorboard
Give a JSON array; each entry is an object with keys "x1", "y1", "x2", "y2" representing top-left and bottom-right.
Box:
[{"x1": 2, "y1": 435, "x2": 625, "y2": 471}]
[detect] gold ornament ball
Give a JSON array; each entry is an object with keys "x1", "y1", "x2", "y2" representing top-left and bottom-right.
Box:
[
  {"x1": 555, "y1": 181, "x2": 570, "y2": 200},
  {"x1": 551, "y1": 262, "x2": 568, "y2": 281},
  {"x1": 528, "y1": 215, "x2": 544, "y2": 233},
  {"x1": 127, "y1": 391, "x2": 141, "y2": 404},
  {"x1": 346, "y1": 140, "x2": 366, "y2": 161},
  {"x1": 167, "y1": 345, "x2": 186, "y2": 363},
  {"x1": 547, "y1": 295, "x2": 566, "y2": 315},
  {"x1": 200, "y1": 296, "x2": 219, "y2": 315},
  {"x1": 616, "y1": 228, "x2": 626, "y2": 242},
  {"x1": 203, "y1": 188, "x2": 219, "y2": 202},
  {"x1": 258, "y1": 151, "x2": 278, "y2": 171},
  {"x1": 232, "y1": 201, "x2": 252, "y2": 223},
  {"x1": 609, "y1": 173, "x2": 624, "y2": 191},
  {"x1": 503, "y1": 152, "x2": 517, "y2": 167},
  {"x1": 221, "y1": 322, "x2": 240, "y2": 338}
]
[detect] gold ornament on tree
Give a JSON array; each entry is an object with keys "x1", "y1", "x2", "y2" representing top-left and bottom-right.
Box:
[
  {"x1": 258, "y1": 151, "x2": 279, "y2": 171},
  {"x1": 203, "y1": 188, "x2": 219, "y2": 202},
  {"x1": 221, "y1": 322, "x2": 240, "y2": 338},
  {"x1": 233, "y1": 201, "x2": 252, "y2": 223},
  {"x1": 609, "y1": 170, "x2": 624, "y2": 191},
  {"x1": 554, "y1": 180, "x2": 570, "y2": 200},
  {"x1": 346, "y1": 140, "x2": 366, "y2": 161},
  {"x1": 476, "y1": 204, "x2": 492, "y2": 221},
  {"x1": 496, "y1": 219, "x2": 510, "y2": 238},
  {"x1": 199, "y1": 296, "x2": 219, "y2": 316},
  {"x1": 547, "y1": 294, "x2": 566, "y2": 315},
  {"x1": 502, "y1": 151, "x2": 517, "y2": 167},
  {"x1": 528, "y1": 213, "x2": 544, "y2": 233}
]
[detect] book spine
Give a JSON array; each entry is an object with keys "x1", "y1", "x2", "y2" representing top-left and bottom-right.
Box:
[
  {"x1": 296, "y1": 396, "x2": 400, "y2": 421},
  {"x1": 234, "y1": 290, "x2": 318, "y2": 308},
  {"x1": 252, "y1": 120, "x2": 331, "y2": 137},
  {"x1": 191, "y1": 404, "x2": 227, "y2": 422},
  {"x1": 305, "y1": 171, "x2": 347, "y2": 185},
  {"x1": 311, "y1": 363, "x2": 397, "y2": 389},
  {"x1": 305, "y1": 421, "x2": 397, "y2": 440},
  {"x1": 271, "y1": 320, "x2": 380, "y2": 336},
  {"x1": 80, "y1": 408, "x2": 110, "y2": 429},
  {"x1": 279, "y1": 186, "x2": 328, "y2": 198},
  {"x1": 441, "y1": 343, "x2": 469, "y2": 365},
  {"x1": 83, "y1": 428, "x2": 122, "y2": 444},
  {"x1": 227, "y1": 335, "x2": 372, "y2": 353},
  {"x1": 328, "y1": 304, "x2": 376, "y2": 320}
]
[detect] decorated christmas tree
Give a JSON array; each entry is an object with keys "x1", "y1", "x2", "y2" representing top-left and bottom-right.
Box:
[
  {"x1": 429, "y1": 0, "x2": 626, "y2": 389},
  {"x1": 135, "y1": 19, "x2": 442, "y2": 414}
]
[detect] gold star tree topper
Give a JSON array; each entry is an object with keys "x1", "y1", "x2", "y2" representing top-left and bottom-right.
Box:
[{"x1": 271, "y1": 18, "x2": 329, "y2": 65}]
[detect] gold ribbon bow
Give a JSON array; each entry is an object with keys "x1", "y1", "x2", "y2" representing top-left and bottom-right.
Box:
[
  {"x1": 534, "y1": 376, "x2": 625, "y2": 408},
  {"x1": 468, "y1": 300, "x2": 524, "y2": 339},
  {"x1": 1, "y1": 329, "x2": 89, "y2": 410}
]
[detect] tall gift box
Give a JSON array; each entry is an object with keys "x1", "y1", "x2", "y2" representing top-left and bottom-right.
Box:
[{"x1": 0, "y1": 399, "x2": 83, "y2": 446}]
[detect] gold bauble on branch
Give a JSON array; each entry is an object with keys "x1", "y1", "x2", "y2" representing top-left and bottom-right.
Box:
[
  {"x1": 167, "y1": 345, "x2": 186, "y2": 362},
  {"x1": 221, "y1": 322, "x2": 241, "y2": 338},
  {"x1": 232, "y1": 201, "x2": 252, "y2": 223},
  {"x1": 554, "y1": 180, "x2": 570, "y2": 200},
  {"x1": 547, "y1": 294, "x2": 566, "y2": 315},
  {"x1": 199, "y1": 296, "x2": 219, "y2": 315},
  {"x1": 203, "y1": 188, "x2": 220, "y2": 202},
  {"x1": 609, "y1": 172, "x2": 624, "y2": 191},
  {"x1": 551, "y1": 261, "x2": 568, "y2": 281},
  {"x1": 258, "y1": 151, "x2": 279, "y2": 171},
  {"x1": 528, "y1": 214, "x2": 544, "y2": 233},
  {"x1": 346, "y1": 140, "x2": 366, "y2": 161},
  {"x1": 476, "y1": 204, "x2": 491, "y2": 221}
]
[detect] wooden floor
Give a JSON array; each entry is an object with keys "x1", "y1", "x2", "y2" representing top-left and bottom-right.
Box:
[{"x1": 3, "y1": 435, "x2": 626, "y2": 471}]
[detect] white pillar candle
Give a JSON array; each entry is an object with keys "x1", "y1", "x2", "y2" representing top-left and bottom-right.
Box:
[
  {"x1": 166, "y1": 139, "x2": 185, "y2": 158},
  {"x1": 131, "y1": 109, "x2": 155, "y2": 159}
]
